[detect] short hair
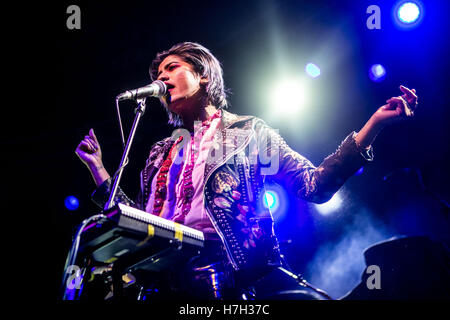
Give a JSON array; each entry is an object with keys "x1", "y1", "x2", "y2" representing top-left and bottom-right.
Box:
[{"x1": 149, "y1": 42, "x2": 228, "y2": 126}]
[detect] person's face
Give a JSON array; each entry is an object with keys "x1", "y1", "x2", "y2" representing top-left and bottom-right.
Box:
[{"x1": 156, "y1": 55, "x2": 207, "y2": 113}]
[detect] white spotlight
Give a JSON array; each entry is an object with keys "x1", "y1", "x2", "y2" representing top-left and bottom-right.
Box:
[
  {"x1": 269, "y1": 78, "x2": 307, "y2": 116},
  {"x1": 315, "y1": 192, "x2": 343, "y2": 215}
]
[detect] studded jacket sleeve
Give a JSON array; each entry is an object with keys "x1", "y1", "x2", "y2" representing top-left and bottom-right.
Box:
[
  {"x1": 90, "y1": 177, "x2": 137, "y2": 209},
  {"x1": 90, "y1": 138, "x2": 171, "y2": 210},
  {"x1": 255, "y1": 121, "x2": 373, "y2": 203}
]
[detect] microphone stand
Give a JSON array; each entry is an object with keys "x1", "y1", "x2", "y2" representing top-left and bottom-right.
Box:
[
  {"x1": 61, "y1": 97, "x2": 147, "y2": 300},
  {"x1": 104, "y1": 97, "x2": 147, "y2": 211}
]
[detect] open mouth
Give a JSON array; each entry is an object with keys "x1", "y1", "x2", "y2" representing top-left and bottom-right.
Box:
[
  {"x1": 162, "y1": 83, "x2": 175, "y2": 104},
  {"x1": 166, "y1": 83, "x2": 175, "y2": 92}
]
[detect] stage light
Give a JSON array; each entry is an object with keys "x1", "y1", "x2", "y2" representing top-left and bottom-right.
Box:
[
  {"x1": 269, "y1": 78, "x2": 307, "y2": 116},
  {"x1": 261, "y1": 184, "x2": 288, "y2": 222},
  {"x1": 263, "y1": 190, "x2": 278, "y2": 210},
  {"x1": 398, "y1": 2, "x2": 420, "y2": 23},
  {"x1": 355, "y1": 166, "x2": 364, "y2": 176},
  {"x1": 315, "y1": 192, "x2": 343, "y2": 215},
  {"x1": 369, "y1": 64, "x2": 386, "y2": 82},
  {"x1": 65, "y1": 195, "x2": 80, "y2": 211},
  {"x1": 305, "y1": 63, "x2": 321, "y2": 78},
  {"x1": 393, "y1": 1, "x2": 424, "y2": 29}
]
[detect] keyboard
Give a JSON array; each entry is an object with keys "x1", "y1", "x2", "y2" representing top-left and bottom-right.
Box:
[{"x1": 79, "y1": 203, "x2": 205, "y2": 271}]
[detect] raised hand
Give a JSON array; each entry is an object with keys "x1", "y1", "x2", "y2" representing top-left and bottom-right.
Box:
[
  {"x1": 75, "y1": 129, "x2": 103, "y2": 167},
  {"x1": 75, "y1": 129, "x2": 110, "y2": 186},
  {"x1": 374, "y1": 85, "x2": 419, "y2": 126},
  {"x1": 354, "y1": 85, "x2": 419, "y2": 149}
]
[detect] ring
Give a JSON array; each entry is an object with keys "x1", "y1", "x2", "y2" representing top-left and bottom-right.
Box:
[
  {"x1": 405, "y1": 99, "x2": 417, "y2": 111},
  {"x1": 403, "y1": 98, "x2": 416, "y2": 117}
]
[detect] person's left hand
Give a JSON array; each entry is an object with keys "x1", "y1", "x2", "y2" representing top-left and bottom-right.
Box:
[{"x1": 373, "y1": 85, "x2": 419, "y2": 127}]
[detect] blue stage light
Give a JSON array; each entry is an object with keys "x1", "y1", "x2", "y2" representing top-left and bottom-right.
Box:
[
  {"x1": 393, "y1": 1, "x2": 424, "y2": 29},
  {"x1": 369, "y1": 64, "x2": 386, "y2": 82},
  {"x1": 261, "y1": 184, "x2": 288, "y2": 223},
  {"x1": 355, "y1": 166, "x2": 364, "y2": 176},
  {"x1": 65, "y1": 195, "x2": 80, "y2": 211},
  {"x1": 398, "y1": 2, "x2": 420, "y2": 23},
  {"x1": 305, "y1": 63, "x2": 321, "y2": 78},
  {"x1": 263, "y1": 191, "x2": 278, "y2": 210}
]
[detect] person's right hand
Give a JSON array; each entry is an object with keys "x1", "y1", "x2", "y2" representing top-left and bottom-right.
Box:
[{"x1": 75, "y1": 128, "x2": 104, "y2": 170}]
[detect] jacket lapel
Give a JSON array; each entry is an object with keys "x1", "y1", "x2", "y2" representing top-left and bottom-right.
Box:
[
  {"x1": 141, "y1": 110, "x2": 256, "y2": 207},
  {"x1": 203, "y1": 110, "x2": 255, "y2": 183}
]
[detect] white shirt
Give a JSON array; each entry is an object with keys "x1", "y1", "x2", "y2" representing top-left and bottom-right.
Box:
[{"x1": 145, "y1": 115, "x2": 222, "y2": 239}]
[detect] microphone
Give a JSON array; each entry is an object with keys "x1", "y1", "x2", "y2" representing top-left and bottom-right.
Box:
[{"x1": 117, "y1": 80, "x2": 167, "y2": 101}]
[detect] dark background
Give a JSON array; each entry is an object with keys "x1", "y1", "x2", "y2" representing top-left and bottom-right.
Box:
[{"x1": 11, "y1": 0, "x2": 449, "y2": 300}]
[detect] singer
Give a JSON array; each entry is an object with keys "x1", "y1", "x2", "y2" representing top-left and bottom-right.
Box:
[{"x1": 75, "y1": 42, "x2": 418, "y2": 300}]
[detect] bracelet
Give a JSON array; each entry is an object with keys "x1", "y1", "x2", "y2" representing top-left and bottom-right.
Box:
[
  {"x1": 352, "y1": 132, "x2": 374, "y2": 161},
  {"x1": 353, "y1": 132, "x2": 370, "y2": 151},
  {"x1": 403, "y1": 98, "x2": 416, "y2": 117},
  {"x1": 356, "y1": 140, "x2": 371, "y2": 152}
]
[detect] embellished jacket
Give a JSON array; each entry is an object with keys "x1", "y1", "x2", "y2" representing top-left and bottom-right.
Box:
[{"x1": 92, "y1": 110, "x2": 373, "y2": 278}]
